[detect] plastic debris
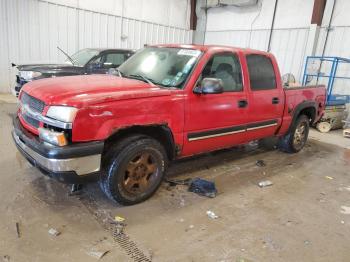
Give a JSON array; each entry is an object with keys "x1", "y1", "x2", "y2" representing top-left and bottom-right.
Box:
[
  {"x1": 325, "y1": 176, "x2": 334, "y2": 180},
  {"x1": 114, "y1": 216, "x2": 125, "y2": 223},
  {"x1": 188, "y1": 178, "x2": 217, "y2": 198},
  {"x1": 258, "y1": 180, "x2": 273, "y2": 187},
  {"x1": 256, "y1": 160, "x2": 266, "y2": 167},
  {"x1": 206, "y1": 210, "x2": 219, "y2": 219},
  {"x1": 48, "y1": 228, "x2": 61, "y2": 236},
  {"x1": 340, "y1": 206, "x2": 350, "y2": 215}
]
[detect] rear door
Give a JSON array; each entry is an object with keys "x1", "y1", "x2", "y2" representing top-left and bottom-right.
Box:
[{"x1": 244, "y1": 53, "x2": 285, "y2": 139}]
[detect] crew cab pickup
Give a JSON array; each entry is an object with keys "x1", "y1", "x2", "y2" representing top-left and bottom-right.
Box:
[{"x1": 12, "y1": 44, "x2": 326, "y2": 205}]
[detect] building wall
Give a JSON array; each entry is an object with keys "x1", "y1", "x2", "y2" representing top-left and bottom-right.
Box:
[
  {"x1": 205, "y1": 0, "x2": 314, "y2": 82},
  {"x1": 0, "y1": 0, "x2": 192, "y2": 93}
]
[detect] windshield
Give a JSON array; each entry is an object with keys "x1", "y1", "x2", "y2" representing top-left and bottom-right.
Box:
[
  {"x1": 118, "y1": 47, "x2": 202, "y2": 88},
  {"x1": 66, "y1": 49, "x2": 99, "y2": 66}
]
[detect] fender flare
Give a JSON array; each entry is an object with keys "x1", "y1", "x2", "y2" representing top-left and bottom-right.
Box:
[{"x1": 288, "y1": 100, "x2": 317, "y2": 133}]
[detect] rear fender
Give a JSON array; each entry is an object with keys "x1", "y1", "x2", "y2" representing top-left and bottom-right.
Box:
[{"x1": 288, "y1": 101, "x2": 317, "y2": 132}]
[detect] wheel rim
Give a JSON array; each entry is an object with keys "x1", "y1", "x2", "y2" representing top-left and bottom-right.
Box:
[
  {"x1": 123, "y1": 152, "x2": 158, "y2": 194},
  {"x1": 293, "y1": 121, "x2": 307, "y2": 149}
]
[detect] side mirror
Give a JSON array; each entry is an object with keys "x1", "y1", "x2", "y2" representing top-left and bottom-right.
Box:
[{"x1": 194, "y1": 78, "x2": 224, "y2": 94}]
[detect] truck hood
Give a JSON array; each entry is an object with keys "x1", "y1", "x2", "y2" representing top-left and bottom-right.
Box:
[
  {"x1": 16, "y1": 63, "x2": 81, "y2": 75},
  {"x1": 22, "y1": 75, "x2": 172, "y2": 107}
]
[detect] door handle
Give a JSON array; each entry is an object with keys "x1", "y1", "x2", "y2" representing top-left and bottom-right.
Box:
[
  {"x1": 272, "y1": 97, "x2": 279, "y2": 104},
  {"x1": 238, "y1": 99, "x2": 248, "y2": 108}
]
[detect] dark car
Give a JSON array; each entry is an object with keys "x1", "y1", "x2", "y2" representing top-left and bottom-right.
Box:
[{"x1": 12, "y1": 48, "x2": 134, "y2": 96}]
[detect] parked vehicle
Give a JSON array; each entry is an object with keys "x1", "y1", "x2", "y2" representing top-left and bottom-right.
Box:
[
  {"x1": 12, "y1": 48, "x2": 134, "y2": 96},
  {"x1": 12, "y1": 44, "x2": 326, "y2": 205}
]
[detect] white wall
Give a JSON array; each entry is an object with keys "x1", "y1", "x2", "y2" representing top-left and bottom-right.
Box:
[
  {"x1": 0, "y1": 0, "x2": 193, "y2": 93},
  {"x1": 205, "y1": 0, "x2": 314, "y2": 82}
]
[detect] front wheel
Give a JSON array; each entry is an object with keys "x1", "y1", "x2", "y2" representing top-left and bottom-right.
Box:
[
  {"x1": 100, "y1": 135, "x2": 167, "y2": 205},
  {"x1": 279, "y1": 115, "x2": 310, "y2": 153}
]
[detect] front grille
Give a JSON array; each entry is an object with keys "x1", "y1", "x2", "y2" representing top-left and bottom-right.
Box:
[
  {"x1": 22, "y1": 113, "x2": 40, "y2": 128},
  {"x1": 21, "y1": 92, "x2": 45, "y2": 113}
]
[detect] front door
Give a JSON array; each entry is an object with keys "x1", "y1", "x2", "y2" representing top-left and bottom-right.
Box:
[{"x1": 182, "y1": 51, "x2": 249, "y2": 156}]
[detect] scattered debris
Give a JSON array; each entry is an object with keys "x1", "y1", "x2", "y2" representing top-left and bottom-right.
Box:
[
  {"x1": 262, "y1": 236, "x2": 281, "y2": 251},
  {"x1": 340, "y1": 206, "x2": 350, "y2": 215},
  {"x1": 325, "y1": 176, "x2": 334, "y2": 180},
  {"x1": 256, "y1": 160, "x2": 266, "y2": 167},
  {"x1": 339, "y1": 186, "x2": 350, "y2": 192},
  {"x1": 114, "y1": 216, "x2": 125, "y2": 223},
  {"x1": 114, "y1": 224, "x2": 125, "y2": 236},
  {"x1": 86, "y1": 250, "x2": 110, "y2": 260},
  {"x1": 15, "y1": 222, "x2": 20, "y2": 238},
  {"x1": 165, "y1": 178, "x2": 192, "y2": 186},
  {"x1": 304, "y1": 240, "x2": 311, "y2": 245},
  {"x1": 48, "y1": 228, "x2": 61, "y2": 236},
  {"x1": 206, "y1": 210, "x2": 219, "y2": 219},
  {"x1": 69, "y1": 184, "x2": 83, "y2": 196},
  {"x1": 185, "y1": 225, "x2": 195, "y2": 232},
  {"x1": 258, "y1": 180, "x2": 273, "y2": 188},
  {"x1": 188, "y1": 178, "x2": 217, "y2": 198}
]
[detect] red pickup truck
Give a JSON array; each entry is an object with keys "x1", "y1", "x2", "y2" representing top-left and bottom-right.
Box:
[{"x1": 12, "y1": 44, "x2": 326, "y2": 205}]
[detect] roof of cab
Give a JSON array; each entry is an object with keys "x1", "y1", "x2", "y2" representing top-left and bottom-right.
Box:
[{"x1": 149, "y1": 44, "x2": 270, "y2": 55}]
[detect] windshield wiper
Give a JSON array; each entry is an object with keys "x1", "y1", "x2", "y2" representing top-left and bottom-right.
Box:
[
  {"x1": 127, "y1": 74, "x2": 156, "y2": 85},
  {"x1": 57, "y1": 46, "x2": 75, "y2": 65}
]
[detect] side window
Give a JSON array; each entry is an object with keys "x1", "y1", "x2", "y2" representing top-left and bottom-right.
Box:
[
  {"x1": 103, "y1": 53, "x2": 126, "y2": 68},
  {"x1": 246, "y1": 54, "x2": 276, "y2": 90},
  {"x1": 200, "y1": 53, "x2": 243, "y2": 92}
]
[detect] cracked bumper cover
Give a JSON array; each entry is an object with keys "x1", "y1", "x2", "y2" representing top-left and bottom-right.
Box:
[{"x1": 12, "y1": 116, "x2": 103, "y2": 184}]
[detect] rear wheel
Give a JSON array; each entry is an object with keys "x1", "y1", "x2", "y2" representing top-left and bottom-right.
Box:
[
  {"x1": 279, "y1": 115, "x2": 309, "y2": 153},
  {"x1": 100, "y1": 135, "x2": 167, "y2": 205}
]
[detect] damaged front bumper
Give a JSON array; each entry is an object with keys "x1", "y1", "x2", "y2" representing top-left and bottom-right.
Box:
[{"x1": 12, "y1": 116, "x2": 104, "y2": 184}]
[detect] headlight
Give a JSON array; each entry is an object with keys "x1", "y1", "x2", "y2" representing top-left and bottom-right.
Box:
[
  {"x1": 46, "y1": 106, "x2": 78, "y2": 123},
  {"x1": 19, "y1": 71, "x2": 42, "y2": 80}
]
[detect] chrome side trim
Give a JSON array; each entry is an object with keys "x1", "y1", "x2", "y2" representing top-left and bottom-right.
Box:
[
  {"x1": 188, "y1": 129, "x2": 245, "y2": 141},
  {"x1": 246, "y1": 123, "x2": 278, "y2": 131},
  {"x1": 21, "y1": 104, "x2": 72, "y2": 129},
  {"x1": 13, "y1": 132, "x2": 100, "y2": 175}
]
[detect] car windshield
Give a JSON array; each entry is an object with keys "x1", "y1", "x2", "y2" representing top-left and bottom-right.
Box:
[
  {"x1": 66, "y1": 49, "x2": 99, "y2": 66},
  {"x1": 118, "y1": 47, "x2": 202, "y2": 88}
]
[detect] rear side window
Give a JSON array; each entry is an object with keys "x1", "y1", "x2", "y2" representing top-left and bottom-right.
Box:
[{"x1": 246, "y1": 54, "x2": 276, "y2": 90}]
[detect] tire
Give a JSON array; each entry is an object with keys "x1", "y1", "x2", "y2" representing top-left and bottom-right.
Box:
[
  {"x1": 279, "y1": 115, "x2": 310, "y2": 153},
  {"x1": 100, "y1": 135, "x2": 168, "y2": 205}
]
